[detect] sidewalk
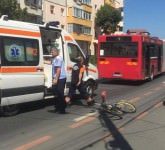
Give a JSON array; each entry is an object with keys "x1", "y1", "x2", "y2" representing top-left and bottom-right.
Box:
[{"x1": 120, "y1": 102, "x2": 165, "y2": 150}]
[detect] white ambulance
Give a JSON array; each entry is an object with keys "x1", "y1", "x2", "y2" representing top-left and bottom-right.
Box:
[{"x1": 0, "y1": 15, "x2": 98, "y2": 116}]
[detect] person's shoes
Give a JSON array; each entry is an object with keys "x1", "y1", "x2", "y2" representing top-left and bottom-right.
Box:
[
  {"x1": 58, "y1": 109, "x2": 67, "y2": 114},
  {"x1": 66, "y1": 101, "x2": 72, "y2": 107},
  {"x1": 54, "y1": 108, "x2": 60, "y2": 113}
]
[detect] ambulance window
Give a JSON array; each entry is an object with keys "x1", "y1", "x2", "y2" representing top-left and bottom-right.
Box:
[
  {"x1": 4, "y1": 39, "x2": 25, "y2": 62},
  {"x1": 2, "y1": 37, "x2": 39, "y2": 66},
  {"x1": 68, "y1": 43, "x2": 84, "y2": 63},
  {"x1": 25, "y1": 41, "x2": 39, "y2": 62}
]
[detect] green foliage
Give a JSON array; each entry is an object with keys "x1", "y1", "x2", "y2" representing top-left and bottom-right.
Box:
[
  {"x1": 0, "y1": 0, "x2": 17, "y2": 19},
  {"x1": 95, "y1": 4, "x2": 122, "y2": 34},
  {"x1": 0, "y1": 0, "x2": 35, "y2": 22},
  {"x1": 89, "y1": 55, "x2": 97, "y2": 66}
]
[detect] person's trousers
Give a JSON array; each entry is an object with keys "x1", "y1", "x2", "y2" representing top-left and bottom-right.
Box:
[
  {"x1": 67, "y1": 83, "x2": 89, "y2": 100},
  {"x1": 53, "y1": 78, "x2": 66, "y2": 112}
]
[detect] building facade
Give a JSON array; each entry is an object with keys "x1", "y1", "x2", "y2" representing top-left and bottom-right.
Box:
[
  {"x1": 66, "y1": 0, "x2": 92, "y2": 54},
  {"x1": 18, "y1": 0, "x2": 42, "y2": 23},
  {"x1": 42, "y1": 0, "x2": 67, "y2": 29}
]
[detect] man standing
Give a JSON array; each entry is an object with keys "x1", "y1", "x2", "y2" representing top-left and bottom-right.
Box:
[{"x1": 45, "y1": 47, "x2": 67, "y2": 114}]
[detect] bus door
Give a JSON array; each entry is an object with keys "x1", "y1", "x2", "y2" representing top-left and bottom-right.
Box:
[
  {"x1": 0, "y1": 36, "x2": 44, "y2": 107},
  {"x1": 157, "y1": 45, "x2": 162, "y2": 72},
  {"x1": 144, "y1": 45, "x2": 150, "y2": 76}
]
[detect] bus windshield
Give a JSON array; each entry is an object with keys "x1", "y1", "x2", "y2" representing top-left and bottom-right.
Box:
[{"x1": 100, "y1": 42, "x2": 138, "y2": 57}]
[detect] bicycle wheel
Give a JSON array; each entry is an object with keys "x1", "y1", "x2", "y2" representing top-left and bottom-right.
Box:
[
  {"x1": 115, "y1": 101, "x2": 136, "y2": 113},
  {"x1": 103, "y1": 104, "x2": 124, "y2": 116}
]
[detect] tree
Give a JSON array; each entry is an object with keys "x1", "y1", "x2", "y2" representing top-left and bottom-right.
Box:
[
  {"x1": 95, "y1": 4, "x2": 122, "y2": 34},
  {"x1": 0, "y1": 0, "x2": 35, "y2": 22}
]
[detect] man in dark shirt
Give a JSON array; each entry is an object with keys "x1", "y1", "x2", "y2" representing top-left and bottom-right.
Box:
[{"x1": 65, "y1": 57, "x2": 94, "y2": 105}]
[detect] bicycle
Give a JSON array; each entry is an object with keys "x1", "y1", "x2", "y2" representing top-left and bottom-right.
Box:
[{"x1": 95, "y1": 91, "x2": 136, "y2": 119}]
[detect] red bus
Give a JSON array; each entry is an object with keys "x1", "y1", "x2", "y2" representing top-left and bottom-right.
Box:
[{"x1": 97, "y1": 31, "x2": 165, "y2": 81}]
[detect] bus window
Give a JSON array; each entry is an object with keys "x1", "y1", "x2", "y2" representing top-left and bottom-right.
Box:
[{"x1": 100, "y1": 42, "x2": 138, "y2": 57}]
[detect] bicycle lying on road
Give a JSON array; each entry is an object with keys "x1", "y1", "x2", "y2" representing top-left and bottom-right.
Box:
[{"x1": 94, "y1": 91, "x2": 136, "y2": 119}]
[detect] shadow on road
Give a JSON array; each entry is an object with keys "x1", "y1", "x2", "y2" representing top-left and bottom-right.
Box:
[
  {"x1": 19, "y1": 99, "x2": 55, "y2": 114},
  {"x1": 98, "y1": 73, "x2": 163, "y2": 86},
  {"x1": 99, "y1": 110, "x2": 133, "y2": 150},
  {"x1": 79, "y1": 109, "x2": 133, "y2": 150},
  {"x1": 99, "y1": 78, "x2": 146, "y2": 86}
]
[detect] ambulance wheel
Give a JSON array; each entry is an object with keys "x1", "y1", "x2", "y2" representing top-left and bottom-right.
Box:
[
  {"x1": 1, "y1": 104, "x2": 20, "y2": 116},
  {"x1": 84, "y1": 81, "x2": 94, "y2": 97}
]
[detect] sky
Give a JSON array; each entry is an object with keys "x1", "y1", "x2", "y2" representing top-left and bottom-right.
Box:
[{"x1": 124, "y1": 0, "x2": 165, "y2": 39}]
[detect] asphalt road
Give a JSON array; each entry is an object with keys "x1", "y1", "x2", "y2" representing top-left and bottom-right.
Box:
[{"x1": 0, "y1": 74, "x2": 165, "y2": 150}]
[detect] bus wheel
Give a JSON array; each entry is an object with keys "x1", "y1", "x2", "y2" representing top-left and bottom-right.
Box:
[
  {"x1": 1, "y1": 104, "x2": 20, "y2": 116},
  {"x1": 84, "y1": 81, "x2": 94, "y2": 98},
  {"x1": 150, "y1": 67, "x2": 154, "y2": 81}
]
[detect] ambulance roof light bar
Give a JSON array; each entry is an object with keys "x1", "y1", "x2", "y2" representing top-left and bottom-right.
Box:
[{"x1": 0, "y1": 15, "x2": 8, "y2": 21}]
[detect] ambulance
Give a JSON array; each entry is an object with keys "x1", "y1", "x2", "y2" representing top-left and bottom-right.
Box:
[{"x1": 0, "y1": 15, "x2": 98, "y2": 116}]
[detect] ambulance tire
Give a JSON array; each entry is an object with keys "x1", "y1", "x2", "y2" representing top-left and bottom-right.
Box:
[
  {"x1": 84, "y1": 80, "x2": 94, "y2": 98},
  {"x1": 1, "y1": 104, "x2": 20, "y2": 117}
]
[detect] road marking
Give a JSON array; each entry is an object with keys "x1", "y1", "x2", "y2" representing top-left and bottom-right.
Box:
[
  {"x1": 69, "y1": 117, "x2": 96, "y2": 128},
  {"x1": 13, "y1": 136, "x2": 52, "y2": 150},
  {"x1": 135, "y1": 112, "x2": 148, "y2": 120},
  {"x1": 144, "y1": 91, "x2": 153, "y2": 96},
  {"x1": 74, "y1": 112, "x2": 98, "y2": 122},
  {"x1": 128, "y1": 97, "x2": 140, "y2": 103},
  {"x1": 154, "y1": 101, "x2": 162, "y2": 108},
  {"x1": 154, "y1": 87, "x2": 161, "y2": 91}
]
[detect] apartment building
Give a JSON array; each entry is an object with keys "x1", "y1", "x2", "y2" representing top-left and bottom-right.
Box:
[
  {"x1": 18, "y1": 0, "x2": 42, "y2": 23},
  {"x1": 66, "y1": 0, "x2": 92, "y2": 54},
  {"x1": 42, "y1": 0, "x2": 67, "y2": 29}
]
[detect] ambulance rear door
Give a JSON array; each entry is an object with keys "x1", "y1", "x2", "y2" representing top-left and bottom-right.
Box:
[{"x1": 0, "y1": 35, "x2": 44, "y2": 108}]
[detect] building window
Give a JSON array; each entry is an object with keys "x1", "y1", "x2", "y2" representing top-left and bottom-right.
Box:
[
  {"x1": 73, "y1": 7, "x2": 91, "y2": 21},
  {"x1": 61, "y1": 25, "x2": 64, "y2": 29},
  {"x1": 68, "y1": 24, "x2": 73, "y2": 32},
  {"x1": 82, "y1": 0, "x2": 91, "y2": 6},
  {"x1": 95, "y1": 4, "x2": 97, "y2": 9},
  {"x1": 68, "y1": 24, "x2": 91, "y2": 35},
  {"x1": 25, "y1": 0, "x2": 31, "y2": 6},
  {"x1": 31, "y1": 0, "x2": 37, "y2": 7},
  {"x1": 61, "y1": 8, "x2": 64, "y2": 16},
  {"x1": 50, "y1": 5, "x2": 55, "y2": 14},
  {"x1": 24, "y1": 0, "x2": 42, "y2": 9},
  {"x1": 119, "y1": 7, "x2": 124, "y2": 12}
]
